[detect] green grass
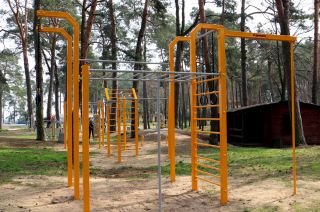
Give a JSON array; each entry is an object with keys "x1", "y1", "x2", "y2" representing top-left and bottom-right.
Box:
[
  {"x1": 0, "y1": 147, "x2": 67, "y2": 184},
  {"x1": 90, "y1": 146, "x2": 320, "y2": 182}
]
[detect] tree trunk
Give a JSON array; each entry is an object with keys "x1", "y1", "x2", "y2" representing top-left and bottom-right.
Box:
[
  {"x1": 54, "y1": 62, "x2": 60, "y2": 123},
  {"x1": 142, "y1": 36, "x2": 149, "y2": 130},
  {"x1": 275, "y1": 0, "x2": 306, "y2": 145},
  {"x1": 267, "y1": 58, "x2": 275, "y2": 102},
  {"x1": 174, "y1": 0, "x2": 182, "y2": 127},
  {"x1": 107, "y1": 0, "x2": 118, "y2": 132},
  {"x1": 198, "y1": 0, "x2": 219, "y2": 144},
  {"x1": 240, "y1": 0, "x2": 248, "y2": 106},
  {"x1": 47, "y1": 35, "x2": 56, "y2": 120},
  {"x1": 131, "y1": 0, "x2": 149, "y2": 137},
  {"x1": 312, "y1": 0, "x2": 319, "y2": 104},
  {"x1": 80, "y1": 0, "x2": 98, "y2": 111},
  {"x1": 34, "y1": 0, "x2": 45, "y2": 141}
]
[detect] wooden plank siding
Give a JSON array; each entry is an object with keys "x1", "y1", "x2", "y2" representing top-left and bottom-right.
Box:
[{"x1": 227, "y1": 101, "x2": 320, "y2": 147}]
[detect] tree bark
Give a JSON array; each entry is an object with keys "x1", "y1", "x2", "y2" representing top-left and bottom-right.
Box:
[
  {"x1": 80, "y1": 0, "x2": 98, "y2": 110},
  {"x1": 34, "y1": 0, "x2": 45, "y2": 141},
  {"x1": 54, "y1": 62, "x2": 60, "y2": 123},
  {"x1": 240, "y1": 0, "x2": 248, "y2": 106},
  {"x1": 6, "y1": 0, "x2": 33, "y2": 128},
  {"x1": 131, "y1": 0, "x2": 149, "y2": 137},
  {"x1": 275, "y1": 0, "x2": 306, "y2": 145},
  {"x1": 267, "y1": 58, "x2": 275, "y2": 102},
  {"x1": 47, "y1": 35, "x2": 56, "y2": 120},
  {"x1": 312, "y1": 0, "x2": 319, "y2": 104},
  {"x1": 174, "y1": 0, "x2": 182, "y2": 127}
]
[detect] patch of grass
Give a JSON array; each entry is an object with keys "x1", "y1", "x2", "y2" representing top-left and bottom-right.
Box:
[
  {"x1": 91, "y1": 166, "x2": 155, "y2": 179},
  {"x1": 0, "y1": 129, "x2": 9, "y2": 133},
  {"x1": 195, "y1": 145, "x2": 320, "y2": 180},
  {"x1": 0, "y1": 147, "x2": 67, "y2": 184},
  {"x1": 160, "y1": 161, "x2": 191, "y2": 176},
  {"x1": 6, "y1": 134, "x2": 36, "y2": 139}
]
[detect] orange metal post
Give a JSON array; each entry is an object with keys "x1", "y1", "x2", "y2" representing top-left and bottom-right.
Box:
[
  {"x1": 123, "y1": 98, "x2": 127, "y2": 150},
  {"x1": 105, "y1": 88, "x2": 111, "y2": 157},
  {"x1": 117, "y1": 97, "x2": 122, "y2": 162},
  {"x1": 63, "y1": 101, "x2": 67, "y2": 149},
  {"x1": 217, "y1": 27, "x2": 228, "y2": 205},
  {"x1": 81, "y1": 64, "x2": 90, "y2": 212},
  {"x1": 38, "y1": 27, "x2": 73, "y2": 187},
  {"x1": 290, "y1": 42, "x2": 297, "y2": 195},
  {"x1": 102, "y1": 101, "x2": 105, "y2": 147},
  {"x1": 168, "y1": 36, "x2": 189, "y2": 183},
  {"x1": 132, "y1": 88, "x2": 139, "y2": 157},
  {"x1": 98, "y1": 101, "x2": 101, "y2": 149},
  {"x1": 189, "y1": 31, "x2": 198, "y2": 191},
  {"x1": 107, "y1": 104, "x2": 111, "y2": 157}
]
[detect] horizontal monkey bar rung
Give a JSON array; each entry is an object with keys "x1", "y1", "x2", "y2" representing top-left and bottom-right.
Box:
[{"x1": 80, "y1": 58, "x2": 168, "y2": 65}]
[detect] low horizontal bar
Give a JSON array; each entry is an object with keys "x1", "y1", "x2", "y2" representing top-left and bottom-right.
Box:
[
  {"x1": 194, "y1": 77, "x2": 220, "y2": 84},
  {"x1": 89, "y1": 68, "x2": 217, "y2": 76},
  {"x1": 193, "y1": 104, "x2": 219, "y2": 109},
  {"x1": 194, "y1": 118, "x2": 220, "y2": 121},
  {"x1": 196, "y1": 162, "x2": 220, "y2": 171},
  {"x1": 80, "y1": 58, "x2": 169, "y2": 65},
  {"x1": 197, "y1": 156, "x2": 220, "y2": 164},
  {"x1": 195, "y1": 131, "x2": 220, "y2": 135},
  {"x1": 194, "y1": 90, "x2": 220, "y2": 96},
  {"x1": 193, "y1": 142, "x2": 220, "y2": 149},
  {"x1": 196, "y1": 169, "x2": 220, "y2": 179},
  {"x1": 196, "y1": 176, "x2": 220, "y2": 187}
]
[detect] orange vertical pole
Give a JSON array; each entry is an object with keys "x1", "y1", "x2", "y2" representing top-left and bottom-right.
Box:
[
  {"x1": 168, "y1": 37, "x2": 189, "y2": 183},
  {"x1": 107, "y1": 104, "x2": 111, "y2": 157},
  {"x1": 290, "y1": 41, "x2": 297, "y2": 195},
  {"x1": 105, "y1": 88, "x2": 111, "y2": 157},
  {"x1": 98, "y1": 101, "x2": 101, "y2": 149},
  {"x1": 217, "y1": 27, "x2": 228, "y2": 205},
  {"x1": 102, "y1": 101, "x2": 105, "y2": 147},
  {"x1": 168, "y1": 40, "x2": 175, "y2": 182},
  {"x1": 117, "y1": 97, "x2": 122, "y2": 162},
  {"x1": 36, "y1": 10, "x2": 80, "y2": 200},
  {"x1": 189, "y1": 31, "x2": 198, "y2": 191},
  {"x1": 134, "y1": 93, "x2": 139, "y2": 158},
  {"x1": 72, "y1": 14, "x2": 80, "y2": 201},
  {"x1": 63, "y1": 101, "x2": 67, "y2": 149},
  {"x1": 123, "y1": 99, "x2": 127, "y2": 150},
  {"x1": 81, "y1": 64, "x2": 90, "y2": 212}
]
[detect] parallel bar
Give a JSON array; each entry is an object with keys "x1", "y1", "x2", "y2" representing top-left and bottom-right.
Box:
[
  {"x1": 197, "y1": 163, "x2": 220, "y2": 172},
  {"x1": 197, "y1": 176, "x2": 221, "y2": 187},
  {"x1": 196, "y1": 131, "x2": 220, "y2": 135},
  {"x1": 194, "y1": 118, "x2": 220, "y2": 121},
  {"x1": 193, "y1": 104, "x2": 219, "y2": 109},
  {"x1": 197, "y1": 156, "x2": 220, "y2": 164},
  {"x1": 196, "y1": 169, "x2": 220, "y2": 179},
  {"x1": 80, "y1": 58, "x2": 169, "y2": 65},
  {"x1": 195, "y1": 77, "x2": 220, "y2": 84},
  {"x1": 194, "y1": 90, "x2": 220, "y2": 96},
  {"x1": 194, "y1": 142, "x2": 220, "y2": 149}
]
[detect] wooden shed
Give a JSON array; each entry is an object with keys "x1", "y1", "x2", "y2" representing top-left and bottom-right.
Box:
[{"x1": 227, "y1": 101, "x2": 320, "y2": 147}]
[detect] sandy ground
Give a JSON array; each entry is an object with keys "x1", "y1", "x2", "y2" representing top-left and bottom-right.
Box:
[{"x1": 0, "y1": 130, "x2": 320, "y2": 211}]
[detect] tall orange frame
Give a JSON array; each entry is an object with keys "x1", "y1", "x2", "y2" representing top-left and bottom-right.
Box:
[
  {"x1": 168, "y1": 23, "x2": 297, "y2": 205},
  {"x1": 37, "y1": 9, "x2": 82, "y2": 202},
  {"x1": 38, "y1": 27, "x2": 73, "y2": 188}
]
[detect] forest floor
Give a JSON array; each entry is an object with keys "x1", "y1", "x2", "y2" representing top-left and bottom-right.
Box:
[{"x1": 0, "y1": 126, "x2": 320, "y2": 211}]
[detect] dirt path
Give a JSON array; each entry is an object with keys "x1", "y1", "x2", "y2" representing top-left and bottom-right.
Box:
[{"x1": 0, "y1": 131, "x2": 320, "y2": 211}]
